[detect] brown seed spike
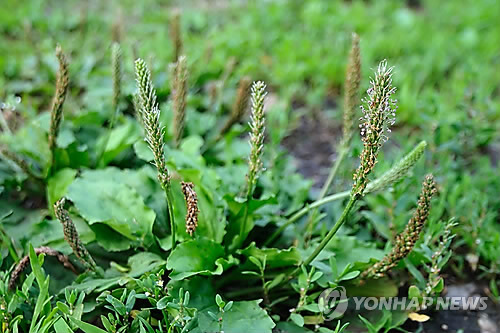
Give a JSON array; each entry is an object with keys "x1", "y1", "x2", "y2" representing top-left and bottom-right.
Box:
[
  {"x1": 360, "y1": 174, "x2": 437, "y2": 280},
  {"x1": 48, "y1": 45, "x2": 70, "y2": 154},
  {"x1": 8, "y1": 246, "x2": 77, "y2": 290},
  {"x1": 219, "y1": 76, "x2": 252, "y2": 137},
  {"x1": 342, "y1": 32, "x2": 362, "y2": 147},
  {"x1": 181, "y1": 181, "x2": 199, "y2": 236},
  {"x1": 54, "y1": 198, "x2": 97, "y2": 270},
  {"x1": 169, "y1": 11, "x2": 183, "y2": 62}
]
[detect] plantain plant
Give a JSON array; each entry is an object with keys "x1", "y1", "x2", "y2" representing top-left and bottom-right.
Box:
[{"x1": 0, "y1": 27, "x2": 458, "y2": 333}]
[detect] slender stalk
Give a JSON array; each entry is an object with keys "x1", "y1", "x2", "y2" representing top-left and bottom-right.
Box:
[
  {"x1": 264, "y1": 191, "x2": 350, "y2": 246},
  {"x1": 274, "y1": 60, "x2": 398, "y2": 284},
  {"x1": 265, "y1": 139, "x2": 424, "y2": 247},
  {"x1": 319, "y1": 148, "x2": 348, "y2": 200},
  {"x1": 238, "y1": 188, "x2": 252, "y2": 245},
  {"x1": 288, "y1": 196, "x2": 358, "y2": 279},
  {"x1": 303, "y1": 33, "x2": 361, "y2": 241},
  {"x1": 166, "y1": 188, "x2": 176, "y2": 249},
  {"x1": 218, "y1": 76, "x2": 251, "y2": 139},
  {"x1": 304, "y1": 147, "x2": 348, "y2": 240},
  {"x1": 0, "y1": 146, "x2": 42, "y2": 180},
  {"x1": 97, "y1": 42, "x2": 122, "y2": 166}
]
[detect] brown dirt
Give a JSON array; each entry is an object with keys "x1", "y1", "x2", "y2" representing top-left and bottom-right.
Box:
[{"x1": 282, "y1": 112, "x2": 341, "y2": 189}]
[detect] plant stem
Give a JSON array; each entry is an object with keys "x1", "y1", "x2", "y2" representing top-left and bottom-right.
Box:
[
  {"x1": 165, "y1": 187, "x2": 176, "y2": 250},
  {"x1": 287, "y1": 195, "x2": 358, "y2": 279},
  {"x1": 304, "y1": 147, "x2": 348, "y2": 240},
  {"x1": 263, "y1": 190, "x2": 350, "y2": 246},
  {"x1": 237, "y1": 190, "x2": 252, "y2": 249},
  {"x1": 261, "y1": 274, "x2": 270, "y2": 305},
  {"x1": 320, "y1": 147, "x2": 348, "y2": 200},
  {"x1": 96, "y1": 108, "x2": 119, "y2": 167},
  {"x1": 305, "y1": 196, "x2": 356, "y2": 266}
]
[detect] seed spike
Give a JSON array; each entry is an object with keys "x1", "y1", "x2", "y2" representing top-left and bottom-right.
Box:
[
  {"x1": 48, "y1": 45, "x2": 70, "y2": 155},
  {"x1": 111, "y1": 42, "x2": 122, "y2": 112},
  {"x1": 352, "y1": 59, "x2": 398, "y2": 196},
  {"x1": 219, "y1": 76, "x2": 252, "y2": 137},
  {"x1": 181, "y1": 182, "x2": 199, "y2": 236},
  {"x1": 134, "y1": 58, "x2": 169, "y2": 188},
  {"x1": 341, "y1": 32, "x2": 362, "y2": 147},
  {"x1": 361, "y1": 175, "x2": 437, "y2": 279},
  {"x1": 170, "y1": 55, "x2": 188, "y2": 147},
  {"x1": 54, "y1": 198, "x2": 97, "y2": 270},
  {"x1": 169, "y1": 11, "x2": 182, "y2": 62},
  {"x1": 9, "y1": 246, "x2": 77, "y2": 290},
  {"x1": 365, "y1": 141, "x2": 427, "y2": 193},
  {"x1": 246, "y1": 81, "x2": 267, "y2": 195}
]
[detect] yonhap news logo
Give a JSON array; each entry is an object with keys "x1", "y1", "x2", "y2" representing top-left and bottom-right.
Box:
[
  {"x1": 318, "y1": 286, "x2": 348, "y2": 320},
  {"x1": 318, "y1": 287, "x2": 489, "y2": 321}
]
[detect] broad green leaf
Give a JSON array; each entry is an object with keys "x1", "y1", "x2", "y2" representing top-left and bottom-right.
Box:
[
  {"x1": 56, "y1": 128, "x2": 76, "y2": 148},
  {"x1": 99, "y1": 119, "x2": 141, "y2": 165},
  {"x1": 224, "y1": 195, "x2": 278, "y2": 216},
  {"x1": 198, "y1": 300, "x2": 275, "y2": 333},
  {"x1": 65, "y1": 277, "x2": 122, "y2": 294},
  {"x1": 169, "y1": 276, "x2": 216, "y2": 311},
  {"x1": 167, "y1": 239, "x2": 235, "y2": 280},
  {"x1": 67, "y1": 169, "x2": 156, "y2": 249},
  {"x1": 239, "y1": 243, "x2": 301, "y2": 268},
  {"x1": 224, "y1": 195, "x2": 278, "y2": 249},
  {"x1": 47, "y1": 168, "x2": 77, "y2": 210},
  {"x1": 90, "y1": 223, "x2": 131, "y2": 251},
  {"x1": 321, "y1": 236, "x2": 385, "y2": 273},
  {"x1": 128, "y1": 252, "x2": 166, "y2": 277},
  {"x1": 53, "y1": 141, "x2": 90, "y2": 171}
]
